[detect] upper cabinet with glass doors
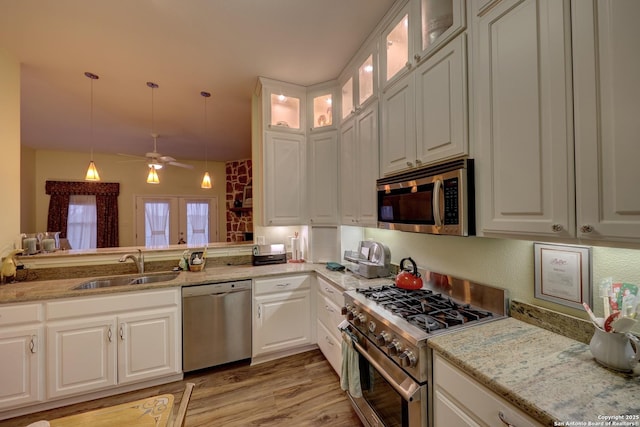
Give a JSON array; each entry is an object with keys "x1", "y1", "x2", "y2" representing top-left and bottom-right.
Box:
[
  {"x1": 262, "y1": 80, "x2": 306, "y2": 133},
  {"x1": 380, "y1": 0, "x2": 466, "y2": 88},
  {"x1": 339, "y1": 39, "x2": 379, "y2": 123},
  {"x1": 308, "y1": 82, "x2": 337, "y2": 132}
]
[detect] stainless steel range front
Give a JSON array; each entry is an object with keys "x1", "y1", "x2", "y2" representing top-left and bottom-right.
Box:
[{"x1": 341, "y1": 272, "x2": 507, "y2": 427}]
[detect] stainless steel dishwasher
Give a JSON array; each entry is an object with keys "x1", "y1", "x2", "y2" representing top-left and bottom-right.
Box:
[{"x1": 182, "y1": 280, "x2": 252, "y2": 372}]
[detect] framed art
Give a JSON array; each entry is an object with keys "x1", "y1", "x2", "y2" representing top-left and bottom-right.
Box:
[{"x1": 534, "y1": 242, "x2": 592, "y2": 309}]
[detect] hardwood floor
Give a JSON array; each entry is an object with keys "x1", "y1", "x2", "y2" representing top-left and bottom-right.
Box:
[{"x1": 1, "y1": 349, "x2": 363, "y2": 427}]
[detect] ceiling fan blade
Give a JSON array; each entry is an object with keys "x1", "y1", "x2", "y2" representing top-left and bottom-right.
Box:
[
  {"x1": 158, "y1": 155, "x2": 176, "y2": 163},
  {"x1": 167, "y1": 161, "x2": 194, "y2": 169}
]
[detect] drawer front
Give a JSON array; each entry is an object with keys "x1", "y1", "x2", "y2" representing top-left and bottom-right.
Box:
[
  {"x1": 317, "y1": 276, "x2": 344, "y2": 308},
  {"x1": 434, "y1": 354, "x2": 543, "y2": 427},
  {"x1": 254, "y1": 275, "x2": 310, "y2": 295},
  {"x1": 0, "y1": 303, "x2": 43, "y2": 326},
  {"x1": 316, "y1": 295, "x2": 342, "y2": 340},
  {"x1": 317, "y1": 321, "x2": 341, "y2": 377}
]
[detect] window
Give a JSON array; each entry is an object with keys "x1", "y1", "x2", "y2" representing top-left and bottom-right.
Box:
[
  {"x1": 135, "y1": 196, "x2": 218, "y2": 246},
  {"x1": 67, "y1": 195, "x2": 97, "y2": 250}
]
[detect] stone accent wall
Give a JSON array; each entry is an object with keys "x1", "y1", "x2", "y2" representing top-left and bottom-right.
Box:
[{"x1": 226, "y1": 159, "x2": 253, "y2": 242}]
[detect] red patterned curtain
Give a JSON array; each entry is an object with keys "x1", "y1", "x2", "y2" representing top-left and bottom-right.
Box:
[{"x1": 45, "y1": 181, "x2": 120, "y2": 248}]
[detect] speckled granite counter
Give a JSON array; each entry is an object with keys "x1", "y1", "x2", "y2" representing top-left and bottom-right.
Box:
[
  {"x1": 0, "y1": 262, "x2": 392, "y2": 304},
  {"x1": 429, "y1": 317, "x2": 640, "y2": 426}
]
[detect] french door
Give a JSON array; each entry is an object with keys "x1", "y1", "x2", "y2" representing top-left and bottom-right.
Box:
[{"x1": 135, "y1": 196, "x2": 219, "y2": 246}]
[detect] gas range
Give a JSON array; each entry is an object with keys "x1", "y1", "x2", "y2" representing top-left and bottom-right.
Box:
[{"x1": 342, "y1": 275, "x2": 507, "y2": 384}]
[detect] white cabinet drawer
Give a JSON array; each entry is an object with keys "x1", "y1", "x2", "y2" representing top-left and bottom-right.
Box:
[
  {"x1": 0, "y1": 303, "x2": 43, "y2": 326},
  {"x1": 316, "y1": 294, "x2": 342, "y2": 340},
  {"x1": 254, "y1": 275, "x2": 310, "y2": 295},
  {"x1": 317, "y1": 321, "x2": 341, "y2": 377},
  {"x1": 317, "y1": 276, "x2": 344, "y2": 308},
  {"x1": 433, "y1": 354, "x2": 543, "y2": 427}
]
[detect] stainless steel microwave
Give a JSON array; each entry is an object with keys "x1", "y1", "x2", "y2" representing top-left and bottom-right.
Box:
[{"x1": 376, "y1": 158, "x2": 475, "y2": 236}]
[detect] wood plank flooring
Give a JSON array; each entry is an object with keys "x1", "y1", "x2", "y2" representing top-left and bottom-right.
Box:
[{"x1": 1, "y1": 349, "x2": 363, "y2": 427}]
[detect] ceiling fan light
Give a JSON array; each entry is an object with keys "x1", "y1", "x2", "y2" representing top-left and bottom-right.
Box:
[
  {"x1": 146, "y1": 166, "x2": 160, "y2": 184},
  {"x1": 148, "y1": 162, "x2": 163, "y2": 170},
  {"x1": 85, "y1": 160, "x2": 100, "y2": 181},
  {"x1": 201, "y1": 171, "x2": 212, "y2": 189}
]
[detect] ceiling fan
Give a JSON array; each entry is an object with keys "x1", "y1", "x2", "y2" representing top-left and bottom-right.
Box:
[{"x1": 118, "y1": 133, "x2": 194, "y2": 170}]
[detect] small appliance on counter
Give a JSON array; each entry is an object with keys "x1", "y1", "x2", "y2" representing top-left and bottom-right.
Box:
[
  {"x1": 252, "y1": 244, "x2": 287, "y2": 266},
  {"x1": 343, "y1": 240, "x2": 390, "y2": 279}
]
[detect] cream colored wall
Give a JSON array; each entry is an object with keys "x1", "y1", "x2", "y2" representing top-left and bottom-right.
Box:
[
  {"x1": 20, "y1": 146, "x2": 37, "y2": 233},
  {"x1": 30, "y1": 150, "x2": 227, "y2": 247},
  {"x1": 0, "y1": 48, "x2": 21, "y2": 257},
  {"x1": 364, "y1": 228, "x2": 640, "y2": 320}
]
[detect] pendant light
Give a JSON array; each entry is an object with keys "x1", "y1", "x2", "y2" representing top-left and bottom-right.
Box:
[
  {"x1": 146, "y1": 81, "x2": 160, "y2": 184},
  {"x1": 200, "y1": 91, "x2": 212, "y2": 189},
  {"x1": 84, "y1": 72, "x2": 100, "y2": 181}
]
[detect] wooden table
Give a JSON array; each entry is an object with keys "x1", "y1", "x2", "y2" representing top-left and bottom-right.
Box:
[{"x1": 48, "y1": 394, "x2": 174, "y2": 427}]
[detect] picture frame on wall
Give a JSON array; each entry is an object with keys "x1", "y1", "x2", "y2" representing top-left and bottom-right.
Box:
[{"x1": 534, "y1": 242, "x2": 592, "y2": 310}]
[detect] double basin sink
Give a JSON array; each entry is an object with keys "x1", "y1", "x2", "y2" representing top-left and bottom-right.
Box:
[{"x1": 73, "y1": 272, "x2": 180, "y2": 290}]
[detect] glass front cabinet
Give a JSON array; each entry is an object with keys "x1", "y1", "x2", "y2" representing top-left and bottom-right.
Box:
[
  {"x1": 261, "y1": 80, "x2": 306, "y2": 133},
  {"x1": 308, "y1": 82, "x2": 337, "y2": 132},
  {"x1": 380, "y1": 0, "x2": 466, "y2": 88},
  {"x1": 339, "y1": 39, "x2": 379, "y2": 124}
]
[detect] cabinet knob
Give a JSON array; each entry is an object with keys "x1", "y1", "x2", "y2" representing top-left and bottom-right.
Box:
[
  {"x1": 406, "y1": 161, "x2": 414, "y2": 167},
  {"x1": 405, "y1": 61, "x2": 412, "y2": 69},
  {"x1": 580, "y1": 225, "x2": 594, "y2": 233},
  {"x1": 415, "y1": 159, "x2": 422, "y2": 165},
  {"x1": 414, "y1": 54, "x2": 421, "y2": 62},
  {"x1": 551, "y1": 224, "x2": 563, "y2": 232}
]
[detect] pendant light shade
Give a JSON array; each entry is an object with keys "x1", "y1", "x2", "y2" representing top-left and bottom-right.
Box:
[
  {"x1": 147, "y1": 166, "x2": 160, "y2": 184},
  {"x1": 200, "y1": 91, "x2": 213, "y2": 189},
  {"x1": 84, "y1": 72, "x2": 101, "y2": 181},
  {"x1": 201, "y1": 171, "x2": 212, "y2": 189},
  {"x1": 85, "y1": 160, "x2": 100, "y2": 181}
]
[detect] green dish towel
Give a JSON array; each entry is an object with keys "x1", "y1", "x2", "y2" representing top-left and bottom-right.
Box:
[{"x1": 340, "y1": 332, "x2": 362, "y2": 398}]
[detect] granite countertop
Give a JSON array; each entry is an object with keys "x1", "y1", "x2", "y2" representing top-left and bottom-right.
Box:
[
  {"x1": 428, "y1": 317, "x2": 640, "y2": 426},
  {"x1": 0, "y1": 262, "x2": 392, "y2": 304}
]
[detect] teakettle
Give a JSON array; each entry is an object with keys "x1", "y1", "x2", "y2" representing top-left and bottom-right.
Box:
[
  {"x1": 396, "y1": 257, "x2": 423, "y2": 290},
  {"x1": 589, "y1": 327, "x2": 640, "y2": 372}
]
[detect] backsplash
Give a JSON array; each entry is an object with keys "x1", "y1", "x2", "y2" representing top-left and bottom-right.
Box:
[{"x1": 510, "y1": 300, "x2": 595, "y2": 344}]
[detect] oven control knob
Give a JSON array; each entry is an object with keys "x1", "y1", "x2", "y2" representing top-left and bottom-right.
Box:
[
  {"x1": 368, "y1": 321, "x2": 376, "y2": 334},
  {"x1": 375, "y1": 331, "x2": 392, "y2": 346},
  {"x1": 346, "y1": 309, "x2": 356, "y2": 321},
  {"x1": 341, "y1": 305, "x2": 350, "y2": 316},
  {"x1": 399, "y1": 350, "x2": 418, "y2": 368},
  {"x1": 387, "y1": 339, "x2": 403, "y2": 356},
  {"x1": 354, "y1": 313, "x2": 367, "y2": 325}
]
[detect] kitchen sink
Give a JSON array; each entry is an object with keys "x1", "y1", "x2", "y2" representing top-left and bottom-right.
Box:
[{"x1": 74, "y1": 272, "x2": 180, "y2": 290}]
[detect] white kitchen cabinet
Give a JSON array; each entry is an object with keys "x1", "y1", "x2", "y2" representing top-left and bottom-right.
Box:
[
  {"x1": 0, "y1": 303, "x2": 43, "y2": 410},
  {"x1": 340, "y1": 101, "x2": 379, "y2": 227},
  {"x1": 474, "y1": 0, "x2": 575, "y2": 238},
  {"x1": 381, "y1": 33, "x2": 467, "y2": 176},
  {"x1": 46, "y1": 317, "x2": 117, "y2": 399},
  {"x1": 379, "y1": 0, "x2": 466, "y2": 89},
  {"x1": 433, "y1": 353, "x2": 543, "y2": 427},
  {"x1": 263, "y1": 131, "x2": 306, "y2": 226},
  {"x1": 252, "y1": 275, "x2": 314, "y2": 361},
  {"x1": 308, "y1": 83, "x2": 336, "y2": 132},
  {"x1": 46, "y1": 289, "x2": 181, "y2": 400},
  {"x1": 315, "y1": 276, "x2": 344, "y2": 376},
  {"x1": 572, "y1": 0, "x2": 640, "y2": 242},
  {"x1": 308, "y1": 130, "x2": 339, "y2": 225}
]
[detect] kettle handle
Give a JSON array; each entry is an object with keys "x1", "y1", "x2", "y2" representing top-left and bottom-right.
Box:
[{"x1": 399, "y1": 257, "x2": 419, "y2": 276}]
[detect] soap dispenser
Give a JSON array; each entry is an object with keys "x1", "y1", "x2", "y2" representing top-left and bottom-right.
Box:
[{"x1": 1, "y1": 249, "x2": 23, "y2": 284}]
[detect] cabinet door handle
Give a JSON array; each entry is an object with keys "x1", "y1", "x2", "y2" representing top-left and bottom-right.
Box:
[
  {"x1": 405, "y1": 61, "x2": 412, "y2": 69},
  {"x1": 414, "y1": 54, "x2": 421, "y2": 62},
  {"x1": 324, "y1": 287, "x2": 334, "y2": 294},
  {"x1": 107, "y1": 327, "x2": 112, "y2": 342},
  {"x1": 325, "y1": 305, "x2": 335, "y2": 313},
  {"x1": 551, "y1": 224, "x2": 563, "y2": 232},
  {"x1": 580, "y1": 225, "x2": 594, "y2": 233},
  {"x1": 406, "y1": 161, "x2": 413, "y2": 167},
  {"x1": 258, "y1": 305, "x2": 261, "y2": 319},
  {"x1": 119, "y1": 324, "x2": 125, "y2": 341},
  {"x1": 29, "y1": 335, "x2": 37, "y2": 354},
  {"x1": 415, "y1": 159, "x2": 422, "y2": 165},
  {"x1": 325, "y1": 335, "x2": 334, "y2": 346},
  {"x1": 276, "y1": 283, "x2": 290, "y2": 288},
  {"x1": 498, "y1": 411, "x2": 516, "y2": 427}
]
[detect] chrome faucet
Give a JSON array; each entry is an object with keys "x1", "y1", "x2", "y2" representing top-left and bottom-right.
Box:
[{"x1": 119, "y1": 249, "x2": 144, "y2": 273}]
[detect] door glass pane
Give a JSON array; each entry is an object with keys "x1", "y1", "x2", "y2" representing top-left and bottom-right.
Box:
[
  {"x1": 421, "y1": 0, "x2": 454, "y2": 51},
  {"x1": 186, "y1": 201, "x2": 209, "y2": 245},
  {"x1": 386, "y1": 14, "x2": 409, "y2": 81},
  {"x1": 359, "y1": 54, "x2": 374, "y2": 105},
  {"x1": 270, "y1": 93, "x2": 300, "y2": 129},
  {"x1": 144, "y1": 201, "x2": 170, "y2": 247},
  {"x1": 342, "y1": 77, "x2": 354, "y2": 119},
  {"x1": 67, "y1": 195, "x2": 97, "y2": 250},
  {"x1": 313, "y1": 94, "x2": 332, "y2": 128}
]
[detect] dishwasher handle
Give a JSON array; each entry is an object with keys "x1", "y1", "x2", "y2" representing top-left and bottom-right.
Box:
[{"x1": 182, "y1": 280, "x2": 252, "y2": 298}]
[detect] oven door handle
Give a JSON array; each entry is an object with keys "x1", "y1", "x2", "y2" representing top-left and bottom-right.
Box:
[{"x1": 352, "y1": 340, "x2": 422, "y2": 403}]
